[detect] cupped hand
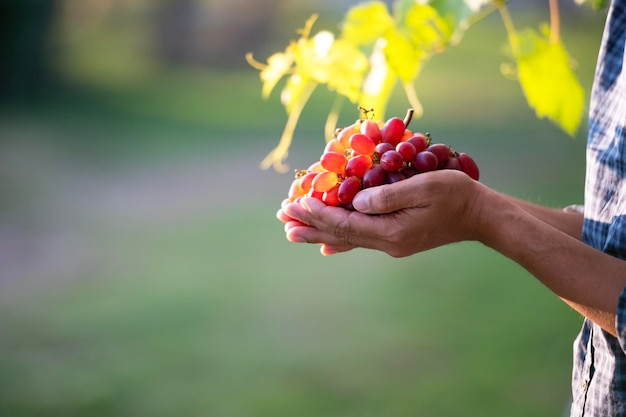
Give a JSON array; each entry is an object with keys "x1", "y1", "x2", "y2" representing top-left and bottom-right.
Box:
[{"x1": 276, "y1": 169, "x2": 488, "y2": 257}]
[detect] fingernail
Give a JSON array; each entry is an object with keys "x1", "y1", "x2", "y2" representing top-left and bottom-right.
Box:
[{"x1": 352, "y1": 191, "x2": 370, "y2": 212}]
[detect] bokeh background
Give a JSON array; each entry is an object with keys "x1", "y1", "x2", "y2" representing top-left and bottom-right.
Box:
[{"x1": 0, "y1": 1, "x2": 608, "y2": 416}]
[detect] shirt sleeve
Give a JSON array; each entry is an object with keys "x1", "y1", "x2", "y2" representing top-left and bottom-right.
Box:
[{"x1": 615, "y1": 283, "x2": 626, "y2": 352}]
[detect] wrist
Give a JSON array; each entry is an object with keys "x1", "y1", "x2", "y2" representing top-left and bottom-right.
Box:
[{"x1": 469, "y1": 185, "x2": 522, "y2": 249}]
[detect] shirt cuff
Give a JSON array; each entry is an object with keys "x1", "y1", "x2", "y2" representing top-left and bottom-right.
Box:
[
  {"x1": 563, "y1": 204, "x2": 584, "y2": 214},
  {"x1": 616, "y1": 283, "x2": 626, "y2": 351}
]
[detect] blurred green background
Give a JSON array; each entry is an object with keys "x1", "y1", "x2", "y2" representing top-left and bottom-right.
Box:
[{"x1": 0, "y1": 1, "x2": 608, "y2": 416}]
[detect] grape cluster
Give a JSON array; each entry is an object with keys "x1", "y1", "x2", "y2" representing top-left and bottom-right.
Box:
[{"x1": 287, "y1": 109, "x2": 480, "y2": 210}]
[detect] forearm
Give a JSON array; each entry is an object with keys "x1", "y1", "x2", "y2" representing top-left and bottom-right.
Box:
[
  {"x1": 477, "y1": 186, "x2": 625, "y2": 336},
  {"x1": 505, "y1": 195, "x2": 584, "y2": 240}
]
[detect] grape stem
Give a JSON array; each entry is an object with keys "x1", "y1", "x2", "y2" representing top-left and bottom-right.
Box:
[
  {"x1": 260, "y1": 80, "x2": 317, "y2": 172},
  {"x1": 403, "y1": 108, "x2": 415, "y2": 129},
  {"x1": 498, "y1": 4, "x2": 520, "y2": 57}
]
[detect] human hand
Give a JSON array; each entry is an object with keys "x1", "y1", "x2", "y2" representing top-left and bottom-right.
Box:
[{"x1": 277, "y1": 169, "x2": 487, "y2": 257}]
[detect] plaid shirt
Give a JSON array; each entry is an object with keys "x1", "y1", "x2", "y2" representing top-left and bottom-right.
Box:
[{"x1": 571, "y1": 0, "x2": 626, "y2": 415}]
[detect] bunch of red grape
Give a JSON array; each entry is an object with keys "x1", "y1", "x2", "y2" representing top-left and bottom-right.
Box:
[{"x1": 287, "y1": 109, "x2": 480, "y2": 210}]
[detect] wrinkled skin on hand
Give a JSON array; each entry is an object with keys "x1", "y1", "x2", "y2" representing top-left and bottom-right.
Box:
[{"x1": 277, "y1": 169, "x2": 487, "y2": 257}]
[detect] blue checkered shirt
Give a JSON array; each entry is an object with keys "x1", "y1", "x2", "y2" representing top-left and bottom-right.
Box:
[{"x1": 571, "y1": 0, "x2": 626, "y2": 415}]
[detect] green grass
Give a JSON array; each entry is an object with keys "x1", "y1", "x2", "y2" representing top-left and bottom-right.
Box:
[{"x1": 0, "y1": 203, "x2": 581, "y2": 417}]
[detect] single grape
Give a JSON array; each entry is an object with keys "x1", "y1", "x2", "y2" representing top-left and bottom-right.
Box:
[
  {"x1": 299, "y1": 171, "x2": 318, "y2": 193},
  {"x1": 320, "y1": 151, "x2": 348, "y2": 175},
  {"x1": 323, "y1": 184, "x2": 341, "y2": 206},
  {"x1": 444, "y1": 156, "x2": 461, "y2": 170},
  {"x1": 360, "y1": 119, "x2": 382, "y2": 144},
  {"x1": 375, "y1": 142, "x2": 395, "y2": 157},
  {"x1": 349, "y1": 133, "x2": 376, "y2": 156},
  {"x1": 396, "y1": 141, "x2": 417, "y2": 162},
  {"x1": 380, "y1": 150, "x2": 404, "y2": 172},
  {"x1": 386, "y1": 171, "x2": 406, "y2": 183},
  {"x1": 381, "y1": 117, "x2": 405, "y2": 146},
  {"x1": 337, "y1": 121, "x2": 361, "y2": 147},
  {"x1": 309, "y1": 190, "x2": 324, "y2": 201},
  {"x1": 427, "y1": 143, "x2": 452, "y2": 168},
  {"x1": 288, "y1": 178, "x2": 305, "y2": 201},
  {"x1": 338, "y1": 176, "x2": 362, "y2": 205},
  {"x1": 401, "y1": 165, "x2": 418, "y2": 179},
  {"x1": 345, "y1": 154, "x2": 373, "y2": 178},
  {"x1": 414, "y1": 150, "x2": 438, "y2": 173},
  {"x1": 363, "y1": 165, "x2": 386, "y2": 188},
  {"x1": 457, "y1": 152, "x2": 480, "y2": 181},
  {"x1": 407, "y1": 133, "x2": 429, "y2": 153},
  {"x1": 307, "y1": 160, "x2": 325, "y2": 173},
  {"x1": 324, "y1": 138, "x2": 345, "y2": 154},
  {"x1": 312, "y1": 171, "x2": 339, "y2": 192},
  {"x1": 340, "y1": 202, "x2": 355, "y2": 211}
]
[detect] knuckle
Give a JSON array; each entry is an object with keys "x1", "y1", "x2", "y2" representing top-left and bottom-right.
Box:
[
  {"x1": 332, "y1": 216, "x2": 353, "y2": 246},
  {"x1": 373, "y1": 186, "x2": 397, "y2": 211}
]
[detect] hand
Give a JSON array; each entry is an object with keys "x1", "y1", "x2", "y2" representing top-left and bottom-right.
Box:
[{"x1": 277, "y1": 169, "x2": 487, "y2": 257}]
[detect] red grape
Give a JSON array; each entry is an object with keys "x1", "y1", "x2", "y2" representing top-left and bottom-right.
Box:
[
  {"x1": 337, "y1": 121, "x2": 360, "y2": 147},
  {"x1": 323, "y1": 184, "x2": 341, "y2": 206},
  {"x1": 427, "y1": 143, "x2": 452, "y2": 168},
  {"x1": 288, "y1": 178, "x2": 305, "y2": 201},
  {"x1": 444, "y1": 156, "x2": 461, "y2": 170},
  {"x1": 401, "y1": 165, "x2": 418, "y2": 179},
  {"x1": 324, "y1": 138, "x2": 345, "y2": 154},
  {"x1": 458, "y1": 152, "x2": 480, "y2": 181},
  {"x1": 309, "y1": 190, "x2": 324, "y2": 201},
  {"x1": 396, "y1": 141, "x2": 417, "y2": 162},
  {"x1": 299, "y1": 171, "x2": 317, "y2": 193},
  {"x1": 285, "y1": 108, "x2": 481, "y2": 212},
  {"x1": 312, "y1": 171, "x2": 339, "y2": 192},
  {"x1": 363, "y1": 165, "x2": 386, "y2": 188},
  {"x1": 349, "y1": 133, "x2": 376, "y2": 156},
  {"x1": 307, "y1": 160, "x2": 325, "y2": 173},
  {"x1": 380, "y1": 150, "x2": 404, "y2": 172},
  {"x1": 360, "y1": 119, "x2": 382, "y2": 144},
  {"x1": 381, "y1": 117, "x2": 405, "y2": 146},
  {"x1": 375, "y1": 142, "x2": 394, "y2": 157},
  {"x1": 407, "y1": 133, "x2": 429, "y2": 153},
  {"x1": 414, "y1": 150, "x2": 438, "y2": 173},
  {"x1": 345, "y1": 154, "x2": 373, "y2": 177},
  {"x1": 338, "y1": 176, "x2": 362, "y2": 204},
  {"x1": 386, "y1": 171, "x2": 406, "y2": 183},
  {"x1": 320, "y1": 151, "x2": 348, "y2": 175}
]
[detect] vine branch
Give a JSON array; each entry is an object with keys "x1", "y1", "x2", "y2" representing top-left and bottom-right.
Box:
[{"x1": 549, "y1": 0, "x2": 560, "y2": 43}]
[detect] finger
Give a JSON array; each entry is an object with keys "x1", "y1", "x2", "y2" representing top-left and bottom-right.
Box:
[
  {"x1": 276, "y1": 208, "x2": 293, "y2": 223},
  {"x1": 285, "y1": 197, "x2": 401, "y2": 250},
  {"x1": 280, "y1": 198, "x2": 291, "y2": 209},
  {"x1": 320, "y1": 243, "x2": 355, "y2": 256},
  {"x1": 285, "y1": 221, "x2": 343, "y2": 245},
  {"x1": 284, "y1": 219, "x2": 309, "y2": 231},
  {"x1": 353, "y1": 171, "x2": 449, "y2": 214}
]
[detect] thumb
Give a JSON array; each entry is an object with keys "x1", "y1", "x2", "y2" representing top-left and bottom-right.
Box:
[{"x1": 352, "y1": 181, "x2": 409, "y2": 214}]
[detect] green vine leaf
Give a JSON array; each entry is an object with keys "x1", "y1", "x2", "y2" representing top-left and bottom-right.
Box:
[
  {"x1": 340, "y1": 1, "x2": 395, "y2": 46},
  {"x1": 513, "y1": 26, "x2": 585, "y2": 136},
  {"x1": 247, "y1": 0, "x2": 593, "y2": 171},
  {"x1": 399, "y1": 3, "x2": 451, "y2": 54},
  {"x1": 574, "y1": 0, "x2": 609, "y2": 10},
  {"x1": 294, "y1": 31, "x2": 369, "y2": 104},
  {"x1": 358, "y1": 39, "x2": 398, "y2": 117},
  {"x1": 384, "y1": 28, "x2": 424, "y2": 83}
]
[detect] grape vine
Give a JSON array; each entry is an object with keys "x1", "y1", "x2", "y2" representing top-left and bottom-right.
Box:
[{"x1": 247, "y1": 0, "x2": 606, "y2": 172}]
